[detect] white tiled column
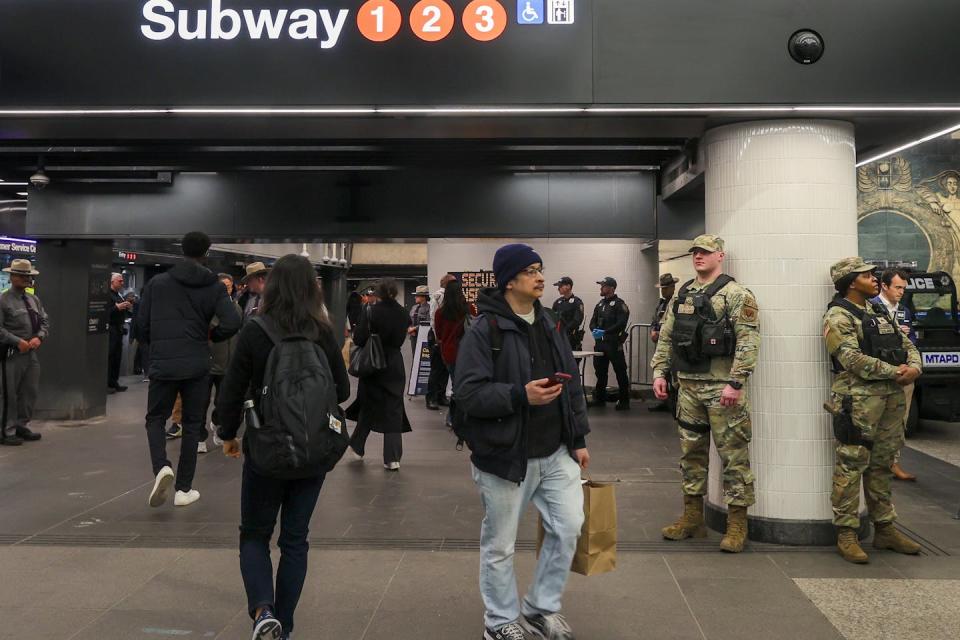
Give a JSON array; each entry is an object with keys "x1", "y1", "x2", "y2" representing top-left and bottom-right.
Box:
[{"x1": 702, "y1": 120, "x2": 857, "y2": 545}]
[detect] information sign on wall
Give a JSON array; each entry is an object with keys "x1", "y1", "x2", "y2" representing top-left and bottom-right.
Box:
[
  {"x1": 451, "y1": 270, "x2": 497, "y2": 303},
  {"x1": 87, "y1": 266, "x2": 112, "y2": 334}
]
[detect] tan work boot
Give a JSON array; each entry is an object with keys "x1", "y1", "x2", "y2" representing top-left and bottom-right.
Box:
[
  {"x1": 873, "y1": 522, "x2": 922, "y2": 555},
  {"x1": 837, "y1": 527, "x2": 869, "y2": 564},
  {"x1": 662, "y1": 495, "x2": 707, "y2": 540},
  {"x1": 719, "y1": 505, "x2": 748, "y2": 553}
]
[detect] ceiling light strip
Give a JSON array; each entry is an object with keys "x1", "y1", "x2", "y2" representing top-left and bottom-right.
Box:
[{"x1": 856, "y1": 121, "x2": 960, "y2": 167}]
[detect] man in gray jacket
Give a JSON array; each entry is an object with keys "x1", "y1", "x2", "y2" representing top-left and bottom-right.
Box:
[{"x1": 0, "y1": 259, "x2": 49, "y2": 446}]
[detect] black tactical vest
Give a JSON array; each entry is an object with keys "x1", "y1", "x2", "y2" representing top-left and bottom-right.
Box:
[
  {"x1": 671, "y1": 275, "x2": 736, "y2": 373},
  {"x1": 826, "y1": 297, "x2": 907, "y2": 372}
]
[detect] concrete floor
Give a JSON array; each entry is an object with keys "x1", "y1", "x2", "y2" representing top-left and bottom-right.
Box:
[{"x1": 1, "y1": 376, "x2": 959, "y2": 640}]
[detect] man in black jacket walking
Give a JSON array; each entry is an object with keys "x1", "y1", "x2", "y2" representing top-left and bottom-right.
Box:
[
  {"x1": 455, "y1": 243, "x2": 590, "y2": 640},
  {"x1": 138, "y1": 232, "x2": 242, "y2": 508}
]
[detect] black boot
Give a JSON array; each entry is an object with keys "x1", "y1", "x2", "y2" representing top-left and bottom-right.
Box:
[
  {"x1": 615, "y1": 400, "x2": 631, "y2": 411},
  {"x1": 15, "y1": 426, "x2": 41, "y2": 441},
  {"x1": 1, "y1": 432, "x2": 23, "y2": 446},
  {"x1": 425, "y1": 396, "x2": 439, "y2": 411}
]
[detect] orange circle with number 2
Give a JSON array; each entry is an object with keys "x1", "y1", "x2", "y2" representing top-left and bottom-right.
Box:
[
  {"x1": 410, "y1": 0, "x2": 455, "y2": 42},
  {"x1": 357, "y1": 0, "x2": 402, "y2": 42},
  {"x1": 463, "y1": 0, "x2": 507, "y2": 41}
]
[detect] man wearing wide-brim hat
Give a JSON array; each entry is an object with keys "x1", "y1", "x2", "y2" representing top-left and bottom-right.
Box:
[
  {"x1": 408, "y1": 285, "x2": 431, "y2": 355},
  {"x1": 0, "y1": 259, "x2": 49, "y2": 446},
  {"x1": 237, "y1": 262, "x2": 270, "y2": 320}
]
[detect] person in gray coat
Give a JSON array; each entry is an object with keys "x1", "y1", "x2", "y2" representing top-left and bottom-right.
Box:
[
  {"x1": 0, "y1": 259, "x2": 48, "y2": 446},
  {"x1": 197, "y1": 273, "x2": 242, "y2": 454}
]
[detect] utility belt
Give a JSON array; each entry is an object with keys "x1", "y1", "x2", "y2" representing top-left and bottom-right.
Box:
[{"x1": 824, "y1": 396, "x2": 873, "y2": 450}]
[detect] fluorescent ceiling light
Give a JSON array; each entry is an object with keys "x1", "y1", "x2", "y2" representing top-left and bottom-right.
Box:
[
  {"x1": 0, "y1": 182, "x2": 28, "y2": 186},
  {"x1": 15, "y1": 192, "x2": 27, "y2": 196},
  {"x1": 856, "y1": 121, "x2": 960, "y2": 167}
]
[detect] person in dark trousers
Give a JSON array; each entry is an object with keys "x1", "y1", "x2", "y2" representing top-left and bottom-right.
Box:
[
  {"x1": 455, "y1": 243, "x2": 590, "y2": 640},
  {"x1": 139, "y1": 232, "x2": 241, "y2": 509},
  {"x1": 347, "y1": 280, "x2": 413, "y2": 470},
  {"x1": 407, "y1": 285, "x2": 431, "y2": 355},
  {"x1": 199, "y1": 273, "x2": 242, "y2": 454},
  {"x1": 433, "y1": 279, "x2": 477, "y2": 382},
  {"x1": 426, "y1": 273, "x2": 457, "y2": 409},
  {"x1": 0, "y1": 259, "x2": 49, "y2": 445},
  {"x1": 648, "y1": 273, "x2": 679, "y2": 412},
  {"x1": 108, "y1": 272, "x2": 132, "y2": 392},
  {"x1": 589, "y1": 276, "x2": 631, "y2": 410},
  {"x1": 551, "y1": 276, "x2": 585, "y2": 351},
  {"x1": 128, "y1": 291, "x2": 144, "y2": 376},
  {"x1": 218, "y1": 254, "x2": 350, "y2": 640}
]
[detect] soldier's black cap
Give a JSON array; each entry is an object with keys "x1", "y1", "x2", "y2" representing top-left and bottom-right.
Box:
[
  {"x1": 596, "y1": 277, "x2": 618, "y2": 288},
  {"x1": 553, "y1": 276, "x2": 573, "y2": 287}
]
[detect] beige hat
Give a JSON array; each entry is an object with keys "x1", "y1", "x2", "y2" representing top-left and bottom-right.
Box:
[
  {"x1": 415, "y1": 285, "x2": 430, "y2": 295},
  {"x1": 3, "y1": 259, "x2": 39, "y2": 276},
  {"x1": 242, "y1": 261, "x2": 270, "y2": 283},
  {"x1": 830, "y1": 257, "x2": 876, "y2": 284},
  {"x1": 689, "y1": 234, "x2": 725, "y2": 253}
]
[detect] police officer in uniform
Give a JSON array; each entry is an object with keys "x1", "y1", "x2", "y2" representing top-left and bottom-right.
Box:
[
  {"x1": 552, "y1": 276, "x2": 585, "y2": 350},
  {"x1": 0, "y1": 259, "x2": 49, "y2": 445},
  {"x1": 823, "y1": 257, "x2": 923, "y2": 564},
  {"x1": 589, "y1": 276, "x2": 631, "y2": 410},
  {"x1": 649, "y1": 273, "x2": 679, "y2": 412},
  {"x1": 651, "y1": 235, "x2": 760, "y2": 553}
]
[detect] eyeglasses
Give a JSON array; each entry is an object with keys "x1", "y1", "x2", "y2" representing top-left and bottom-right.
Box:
[{"x1": 519, "y1": 267, "x2": 544, "y2": 277}]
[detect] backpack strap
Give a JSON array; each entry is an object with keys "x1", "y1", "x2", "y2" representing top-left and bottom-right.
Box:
[
  {"x1": 703, "y1": 274, "x2": 735, "y2": 297},
  {"x1": 487, "y1": 315, "x2": 503, "y2": 364},
  {"x1": 541, "y1": 306, "x2": 563, "y2": 335},
  {"x1": 828, "y1": 296, "x2": 866, "y2": 321},
  {"x1": 677, "y1": 278, "x2": 696, "y2": 299},
  {"x1": 250, "y1": 316, "x2": 281, "y2": 345}
]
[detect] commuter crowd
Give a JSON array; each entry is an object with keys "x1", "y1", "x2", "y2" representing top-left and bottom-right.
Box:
[{"x1": 0, "y1": 230, "x2": 932, "y2": 640}]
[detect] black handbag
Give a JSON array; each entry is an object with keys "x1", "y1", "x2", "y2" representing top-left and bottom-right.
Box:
[{"x1": 348, "y1": 306, "x2": 387, "y2": 377}]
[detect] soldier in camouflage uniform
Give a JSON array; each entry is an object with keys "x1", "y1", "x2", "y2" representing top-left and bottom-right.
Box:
[
  {"x1": 823, "y1": 257, "x2": 923, "y2": 564},
  {"x1": 650, "y1": 235, "x2": 760, "y2": 553}
]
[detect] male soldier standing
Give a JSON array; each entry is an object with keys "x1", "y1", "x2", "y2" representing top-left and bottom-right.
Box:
[
  {"x1": 552, "y1": 276, "x2": 585, "y2": 350},
  {"x1": 649, "y1": 273, "x2": 679, "y2": 412},
  {"x1": 0, "y1": 259, "x2": 49, "y2": 445},
  {"x1": 589, "y1": 277, "x2": 631, "y2": 410},
  {"x1": 651, "y1": 235, "x2": 760, "y2": 553},
  {"x1": 823, "y1": 257, "x2": 922, "y2": 564}
]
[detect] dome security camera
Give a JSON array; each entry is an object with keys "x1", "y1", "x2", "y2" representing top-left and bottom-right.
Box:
[
  {"x1": 29, "y1": 170, "x2": 50, "y2": 189},
  {"x1": 788, "y1": 29, "x2": 825, "y2": 65}
]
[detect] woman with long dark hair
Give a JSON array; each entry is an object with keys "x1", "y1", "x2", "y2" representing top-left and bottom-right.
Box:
[
  {"x1": 218, "y1": 254, "x2": 350, "y2": 640},
  {"x1": 347, "y1": 279, "x2": 412, "y2": 470},
  {"x1": 433, "y1": 279, "x2": 477, "y2": 381}
]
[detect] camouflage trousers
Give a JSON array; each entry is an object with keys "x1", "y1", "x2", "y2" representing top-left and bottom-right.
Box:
[
  {"x1": 675, "y1": 380, "x2": 755, "y2": 507},
  {"x1": 831, "y1": 391, "x2": 905, "y2": 528}
]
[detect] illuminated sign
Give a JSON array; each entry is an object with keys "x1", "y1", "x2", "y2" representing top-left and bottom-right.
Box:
[
  {"x1": 0, "y1": 236, "x2": 37, "y2": 255},
  {"x1": 922, "y1": 351, "x2": 960, "y2": 368},
  {"x1": 118, "y1": 251, "x2": 139, "y2": 261}
]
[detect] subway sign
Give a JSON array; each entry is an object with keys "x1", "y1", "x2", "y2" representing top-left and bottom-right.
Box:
[{"x1": 140, "y1": 0, "x2": 576, "y2": 46}]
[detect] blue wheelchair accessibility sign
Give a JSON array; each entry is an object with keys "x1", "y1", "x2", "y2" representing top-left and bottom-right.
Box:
[{"x1": 517, "y1": 0, "x2": 544, "y2": 25}]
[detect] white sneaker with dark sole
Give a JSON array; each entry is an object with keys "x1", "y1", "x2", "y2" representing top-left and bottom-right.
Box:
[
  {"x1": 197, "y1": 441, "x2": 208, "y2": 454},
  {"x1": 384, "y1": 461, "x2": 400, "y2": 471},
  {"x1": 148, "y1": 466, "x2": 175, "y2": 507},
  {"x1": 174, "y1": 489, "x2": 200, "y2": 506},
  {"x1": 484, "y1": 622, "x2": 527, "y2": 640},
  {"x1": 252, "y1": 613, "x2": 282, "y2": 640}
]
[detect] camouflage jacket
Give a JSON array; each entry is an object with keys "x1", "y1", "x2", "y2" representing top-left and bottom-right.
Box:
[
  {"x1": 650, "y1": 277, "x2": 760, "y2": 383},
  {"x1": 823, "y1": 301, "x2": 922, "y2": 396}
]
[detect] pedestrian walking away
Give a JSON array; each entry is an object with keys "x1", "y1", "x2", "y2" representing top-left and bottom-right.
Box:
[
  {"x1": 455, "y1": 243, "x2": 590, "y2": 640},
  {"x1": 347, "y1": 280, "x2": 413, "y2": 470},
  {"x1": 426, "y1": 273, "x2": 457, "y2": 410},
  {"x1": 650, "y1": 235, "x2": 761, "y2": 553},
  {"x1": 0, "y1": 259, "x2": 48, "y2": 446},
  {"x1": 201, "y1": 273, "x2": 242, "y2": 454},
  {"x1": 139, "y1": 231, "x2": 242, "y2": 508},
  {"x1": 823, "y1": 257, "x2": 923, "y2": 564},
  {"x1": 218, "y1": 254, "x2": 350, "y2": 640},
  {"x1": 589, "y1": 276, "x2": 631, "y2": 410}
]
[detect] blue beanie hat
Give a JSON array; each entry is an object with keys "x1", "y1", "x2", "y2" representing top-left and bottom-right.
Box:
[{"x1": 493, "y1": 243, "x2": 543, "y2": 292}]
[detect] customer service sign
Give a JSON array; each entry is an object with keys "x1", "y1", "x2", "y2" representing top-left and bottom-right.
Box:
[{"x1": 0, "y1": 1, "x2": 592, "y2": 107}]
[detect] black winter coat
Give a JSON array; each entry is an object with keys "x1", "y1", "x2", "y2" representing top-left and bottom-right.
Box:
[
  {"x1": 346, "y1": 299, "x2": 412, "y2": 434},
  {"x1": 138, "y1": 261, "x2": 242, "y2": 381},
  {"x1": 454, "y1": 289, "x2": 589, "y2": 483}
]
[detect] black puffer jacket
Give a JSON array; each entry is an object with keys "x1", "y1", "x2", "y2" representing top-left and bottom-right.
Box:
[
  {"x1": 139, "y1": 261, "x2": 242, "y2": 381},
  {"x1": 454, "y1": 289, "x2": 589, "y2": 483}
]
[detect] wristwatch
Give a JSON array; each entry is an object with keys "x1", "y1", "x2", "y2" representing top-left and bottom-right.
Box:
[{"x1": 727, "y1": 380, "x2": 744, "y2": 390}]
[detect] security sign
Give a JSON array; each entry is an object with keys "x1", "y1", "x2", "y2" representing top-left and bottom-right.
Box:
[{"x1": 922, "y1": 351, "x2": 960, "y2": 368}]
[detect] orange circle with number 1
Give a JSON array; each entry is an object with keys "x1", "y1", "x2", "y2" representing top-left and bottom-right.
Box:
[
  {"x1": 463, "y1": 0, "x2": 507, "y2": 42},
  {"x1": 357, "y1": 0, "x2": 402, "y2": 42},
  {"x1": 410, "y1": 0, "x2": 455, "y2": 42}
]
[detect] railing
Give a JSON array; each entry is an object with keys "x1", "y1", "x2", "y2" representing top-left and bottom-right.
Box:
[{"x1": 627, "y1": 322, "x2": 655, "y2": 387}]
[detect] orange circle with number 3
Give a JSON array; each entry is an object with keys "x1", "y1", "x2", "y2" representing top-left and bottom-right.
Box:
[
  {"x1": 463, "y1": 0, "x2": 507, "y2": 41},
  {"x1": 410, "y1": 0, "x2": 455, "y2": 42},
  {"x1": 357, "y1": 0, "x2": 402, "y2": 42}
]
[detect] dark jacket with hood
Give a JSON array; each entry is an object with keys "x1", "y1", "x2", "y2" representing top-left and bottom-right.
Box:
[
  {"x1": 454, "y1": 288, "x2": 589, "y2": 483},
  {"x1": 138, "y1": 261, "x2": 242, "y2": 381}
]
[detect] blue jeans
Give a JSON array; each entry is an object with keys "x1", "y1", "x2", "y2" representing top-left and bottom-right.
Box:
[
  {"x1": 472, "y1": 446, "x2": 584, "y2": 629},
  {"x1": 239, "y1": 462, "x2": 325, "y2": 634}
]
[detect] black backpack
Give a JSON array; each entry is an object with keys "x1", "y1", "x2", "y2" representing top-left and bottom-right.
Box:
[{"x1": 246, "y1": 316, "x2": 349, "y2": 478}]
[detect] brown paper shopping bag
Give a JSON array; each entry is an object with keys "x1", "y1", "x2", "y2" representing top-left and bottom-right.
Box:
[{"x1": 538, "y1": 479, "x2": 617, "y2": 576}]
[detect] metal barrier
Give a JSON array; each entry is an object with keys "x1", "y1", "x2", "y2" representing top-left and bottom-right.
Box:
[{"x1": 627, "y1": 323, "x2": 655, "y2": 387}]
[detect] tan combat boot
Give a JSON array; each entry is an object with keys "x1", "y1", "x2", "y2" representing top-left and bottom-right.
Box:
[
  {"x1": 719, "y1": 505, "x2": 748, "y2": 553},
  {"x1": 662, "y1": 495, "x2": 707, "y2": 540},
  {"x1": 837, "y1": 527, "x2": 869, "y2": 564},
  {"x1": 873, "y1": 522, "x2": 922, "y2": 555}
]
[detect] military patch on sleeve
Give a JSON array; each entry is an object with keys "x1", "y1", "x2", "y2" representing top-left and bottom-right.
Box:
[{"x1": 740, "y1": 303, "x2": 758, "y2": 323}]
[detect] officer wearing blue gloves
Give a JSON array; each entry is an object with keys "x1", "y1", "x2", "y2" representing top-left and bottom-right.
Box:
[{"x1": 589, "y1": 277, "x2": 631, "y2": 410}]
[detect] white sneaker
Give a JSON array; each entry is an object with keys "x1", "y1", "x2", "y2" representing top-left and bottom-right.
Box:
[
  {"x1": 174, "y1": 489, "x2": 200, "y2": 506},
  {"x1": 148, "y1": 466, "x2": 175, "y2": 507},
  {"x1": 384, "y1": 462, "x2": 400, "y2": 471},
  {"x1": 211, "y1": 422, "x2": 223, "y2": 447},
  {"x1": 197, "y1": 441, "x2": 208, "y2": 454},
  {"x1": 349, "y1": 448, "x2": 363, "y2": 462}
]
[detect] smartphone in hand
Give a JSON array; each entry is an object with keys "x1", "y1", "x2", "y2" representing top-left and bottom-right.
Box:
[{"x1": 547, "y1": 372, "x2": 573, "y2": 387}]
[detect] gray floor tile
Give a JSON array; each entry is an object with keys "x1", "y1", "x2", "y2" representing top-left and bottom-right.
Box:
[
  {"x1": 69, "y1": 607, "x2": 241, "y2": 640},
  {"x1": 771, "y1": 552, "x2": 904, "y2": 579}
]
